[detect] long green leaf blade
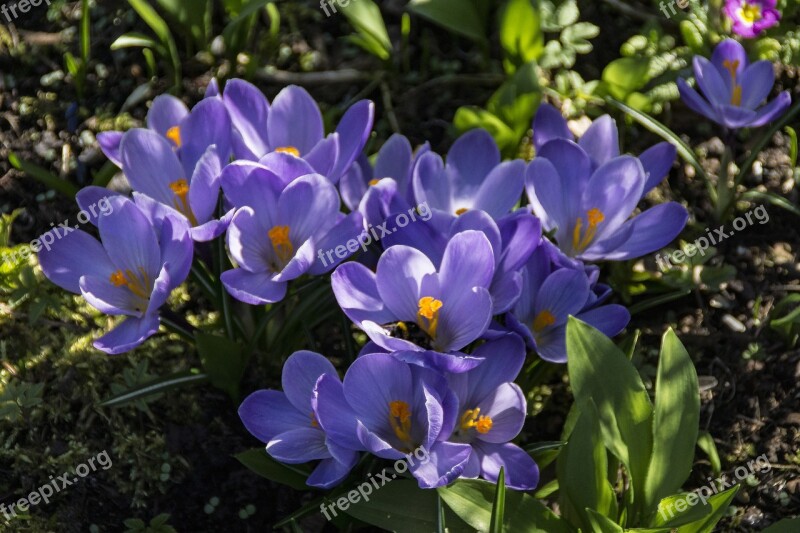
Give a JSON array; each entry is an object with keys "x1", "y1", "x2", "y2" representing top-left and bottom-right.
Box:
[
  {"x1": 100, "y1": 370, "x2": 207, "y2": 407},
  {"x1": 489, "y1": 468, "x2": 505, "y2": 533}
]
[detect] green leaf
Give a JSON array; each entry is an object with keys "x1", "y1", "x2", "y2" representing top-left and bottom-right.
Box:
[
  {"x1": 606, "y1": 98, "x2": 710, "y2": 188},
  {"x1": 586, "y1": 509, "x2": 623, "y2": 532},
  {"x1": 127, "y1": 0, "x2": 172, "y2": 44},
  {"x1": 489, "y1": 468, "x2": 505, "y2": 533},
  {"x1": 785, "y1": 126, "x2": 798, "y2": 168},
  {"x1": 602, "y1": 57, "x2": 651, "y2": 101},
  {"x1": 566, "y1": 317, "x2": 653, "y2": 518},
  {"x1": 440, "y1": 478, "x2": 569, "y2": 533},
  {"x1": 153, "y1": 0, "x2": 209, "y2": 46},
  {"x1": 696, "y1": 431, "x2": 721, "y2": 477},
  {"x1": 560, "y1": 22, "x2": 598, "y2": 55},
  {"x1": 345, "y1": 479, "x2": 466, "y2": 533},
  {"x1": 100, "y1": 370, "x2": 208, "y2": 408},
  {"x1": 195, "y1": 331, "x2": 245, "y2": 399},
  {"x1": 740, "y1": 190, "x2": 800, "y2": 218},
  {"x1": 487, "y1": 60, "x2": 541, "y2": 138},
  {"x1": 644, "y1": 329, "x2": 700, "y2": 513},
  {"x1": 8, "y1": 152, "x2": 78, "y2": 198},
  {"x1": 650, "y1": 492, "x2": 712, "y2": 528},
  {"x1": 679, "y1": 20, "x2": 705, "y2": 53},
  {"x1": 408, "y1": 0, "x2": 487, "y2": 44},
  {"x1": 454, "y1": 106, "x2": 518, "y2": 154},
  {"x1": 111, "y1": 32, "x2": 160, "y2": 49},
  {"x1": 341, "y1": 0, "x2": 392, "y2": 60},
  {"x1": 556, "y1": 407, "x2": 616, "y2": 532},
  {"x1": 234, "y1": 448, "x2": 310, "y2": 491},
  {"x1": 555, "y1": 0, "x2": 578, "y2": 26},
  {"x1": 499, "y1": 0, "x2": 543, "y2": 71},
  {"x1": 762, "y1": 518, "x2": 800, "y2": 532},
  {"x1": 674, "y1": 485, "x2": 740, "y2": 533}
]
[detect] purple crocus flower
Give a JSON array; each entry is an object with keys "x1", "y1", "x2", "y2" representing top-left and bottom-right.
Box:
[
  {"x1": 444, "y1": 333, "x2": 539, "y2": 490},
  {"x1": 220, "y1": 171, "x2": 363, "y2": 305},
  {"x1": 105, "y1": 128, "x2": 234, "y2": 242},
  {"x1": 412, "y1": 129, "x2": 526, "y2": 223},
  {"x1": 525, "y1": 139, "x2": 688, "y2": 261},
  {"x1": 239, "y1": 351, "x2": 358, "y2": 488},
  {"x1": 723, "y1": 0, "x2": 780, "y2": 38},
  {"x1": 532, "y1": 103, "x2": 677, "y2": 196},
  {"x1": 340, "y1": 134, "x2": 430, "y2": 212},
  {"x1": 678, "y1": 39, "x2": 791, "y2": 129},
  {"x1": 38, "y1": 196, "x2": 192, "y2": 354},
  {"x1": 313, "y1": 353, "x2": 472, "y2": 488},
  {"x1": 506, "y1": 240, "x2": 630, "y2": 363},
  {"x1": 220, "y1": 79, "x2": 374, "y2": 183},
  {"x1": 98, "y1": 96, "x2": 232, "y2": 179},
  {"x1": 331, "y1": 231, "x2": 495, "y2": 372}
]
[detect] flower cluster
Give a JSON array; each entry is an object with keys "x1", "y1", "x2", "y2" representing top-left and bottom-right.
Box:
[{"x1": 38, "y1": 77, "x2": 691, "y2": 488}]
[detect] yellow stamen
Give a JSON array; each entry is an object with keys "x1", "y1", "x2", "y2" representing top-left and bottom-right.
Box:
[
  {"x1": 460, "y1": 408, "x2": 493, "y2": 435},
  {"x1": 108, "y1": 267, "x2": 151, "y2": 300},
  {"x1": 169, "y1": 178, "x2": 198, "y2": 226},
  {"x1": 722, "y1": 59, "x2": 744, "y2": 106},
  {"x1": 417, "y1": 296, "x2": 443, "y2": 339},
  {"x1": 572, "y1": 208, "x2": 605, "y2": 253},
  {"x1": 268, "y1": 225, "x2": 294, "y2": 265},
  {"x1": 275, "y1": 146, "x2": 300, "y2": 157},
  {"x1": 455, "y1": 208, "x2": 469, "y2": 216},
  {"x1": 532, "y1": 310, "x2": 556, "y2": 333},
  {"x1": 368, "y1": 179, "x2": 381, "y2": 186},
  {"x1": 310, "y1": 412, "x2": 319, "y2": 428},
  {"x1": 739, "y1": 3, "x2": 762, "y2": 24},
  {"x1": 166, "y1": 126, "x2": 181, "y2": 148},
  {"x1": 389, "y1": 401, "x2": 413, "y2": 444}
]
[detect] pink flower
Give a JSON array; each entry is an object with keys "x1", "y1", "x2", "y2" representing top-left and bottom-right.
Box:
[{"x1": 723, "y1": 0, "x2": 780, "y2": 38}]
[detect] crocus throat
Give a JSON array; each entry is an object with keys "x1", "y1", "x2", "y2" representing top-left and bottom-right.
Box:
[
  {"x1": 572, "y1": 208, "x2": 605, "y2": 253},
  {"x1": 368, "y1": 179, "x2": 380, "y2": 186},
  {"x1": 166, "y1": 126, "x2": 181, "y2": 148},
  {"x1": 389, "y1": 400, "x2": 413, "y2": 446},
  {"x1": 738, "y1": 3, "x2": 762, "y2": 24},
  {"x1": 455, "y1": 207, "x2": 468, "y2": 216},
  {"x1": 460, "y1": 408, "x2": 493, "y2": 435},
  {"x1": 532, "y1": 310, "x2": 556, "y2": 333},
  {"x1": 268, "y1": 225, "x2": 294, "y2": 266},
  {"x1": 417, "y1": 296, "x2": 443, "y2": 339},
  {"x1": 275, "y1": 146, "x2": 300, "y2": 157},
  {"x1": 169, "y1": 179, "x2": 199, "y2": 226},
  {"x1": 109, "y1": 267, "x2": 151, "y2": 301},
  {"x1": 723, "y1": 59, "x2": 743, "y2": 106}
]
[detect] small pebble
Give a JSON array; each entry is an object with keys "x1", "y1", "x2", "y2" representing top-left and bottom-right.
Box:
[{"x1": 722, "y1": 314, "x2": 746, "y2": 332}]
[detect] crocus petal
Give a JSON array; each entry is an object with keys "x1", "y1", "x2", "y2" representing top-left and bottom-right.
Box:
[
  {"x1": 711, "y1": 38, "x2": 747, "y2": 85},
  {"x1": 205, "y1": 78, "x2": 220, "y2": 98},
  {"x1": 222, "y1": 78, "x2": 270, "y2": 158},
  {"x1": 97, "y1": 131, "x2": 123, "y2": 167},
  {"x1": 694, "y1": 56, "x2": 731, "y2": 104},
  {"x1": 342, "y1": 353, "x2": 413, "y2": 436},
  {"x1": 147, "y1": 95, "x2": 189, "y2": 139},
  {"x1": 375, "y1": 245, "x2": 437, "y2": 320},
  {"x1": 640, "y1": 142, "x2": 677, "y2": 194},
  {"x1": 98, "y1": 196, "x2": 162, "y2": 283},
  {"x1": 535, "y1": 269, "x2": 590, "y2": 324},
  {"x1": 239, "y1": 390, "x2": 309, "y2": 443},
  {"x1": 220, "y1": 162, "x2": 283, "y2": 211},
  {"x1": 475, "y1": 383, "x2": 526, "y2": 443},
  {"x1": 474, "y1": 441, "x2": 539, "y2": 490},
  {"x1": 307, "y1": 455, "x2": 358, "y2": 489},
  {"x1": 594, "y1": 202, "x2": 688, "y2": 260},
  {"x1": 374, "y1": 134, "x2": 413, "y2": 193},
  {"x1": 412, "y1": 151, "x2": 450, "y2": 213},
  {"x1": 267, "y1": 85, "x2": 324, "y2": 154},
  {"x1": 225, "y1": 207, "x2": 270, "y2": 272},
  {"x1": 575, "y1": 304, "x2": 630, "y2": 339},
  {"x1": 435, "y1": 287, "x2": 493, "y2": 352},
  {"x1": 331, "y1": 262, "x2": 397, "y2": 326},
  {"x1": 313, "y1": 374, "x2": 364, "y2": 451},
  {"x1": 188, "y1": 213, "x2": 234, "y2": 242},
  {"x1": 409, "y1": 441, "x2": 471, "y2": 489},
  {"x1": 93, "y1": 313, "x2": 161, "y2": 355},
  {"x1": 76, "y1": 186, "x2": 123, "y2": 226},
  {"x1": 80, "y1": 274, "x2": 144, "y2": 316},
  {"x1": 282, "y1": 350, "x2": 338, "y2": 414},
  {"x1": 259, "y1": 152, "x2": 317, "y2": 187},
  {"x1": 221, "y1": 268, "x2": 287, "y2": 305},
  {"x1": 472, "y1": 160, "x2": 526, "y2": 219},
  {"x1": 498, "y1": 212, "x2": 542, "y2": 274},
  {"x1": 677, "y1": 79, "x2": 719, "y2": 123},
  {"x1": 439, "y1": 231, "x2": 495, "y2": 298},
  {"x1": 267, "y1": 428, "x2": 331, "y2": 464},
  {"x1": 578, "y1": 115, "x2": 619, "y2": 168},
  {"x1": 304, "y1": 134, "x2": 340, "y2": 179},
  {"x1": 330, "y1": 100, "x2": 375, "y2": 180},
  {"x1": 361, "y1": 322, "x2": 428, "y2": 353},
  {"x1": 446, "y1": 129, "x2": 501, "y2": 190},
  {"x1": 340, "y1": 160, "x2": 369, "y2": 212},
  {"x1": 539, "y1": 139, "x2": 592, "y2": 195},
  {"x1": 159, "y1": 215, "x2": 193, "y2": 289},
  {"x1": 581, "y1": 155, "x2": 645, "y2": 244},
  {"x1": 749, "y1": 91, "x2": 792, "y2": 128},
  {"x1": 38, "y1": 229, "x2": 115, "y2": 294},
  {"x1": 525, "y1": 158, "x2": 568, "y2": 232},
  {"x1": 308, "y1": 212, "x2": 365, "y2": 275},
  {"x1": 391, "y1": 349, "x2": 485, "y2": 374},
  {"x1": 740, "y1": 61, "x2": 776, "y2": 109},
  {"x1": 532, "y1": 103, "x2": 572, "y2": 152},
  {"x1": 278, "y1": 174, "x2": 341, "y2": 244},
  {"x1": 188, "y1": 146, "x2": 222, "y2": 225},
  {"x1": 356, "y1": 420, "x2": 406, "y2": 460},
  {"x1": 121, "y1": 129, "x2": 186, "y2": 206},
  {"x1": 448, "y1": 333, "x2": 526, "y2": 406},
  {"x1": 179, "y1": 98, "x2": 232, "y2": 175}
]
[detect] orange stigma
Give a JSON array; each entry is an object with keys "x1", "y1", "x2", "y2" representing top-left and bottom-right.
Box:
[
  {"x1": 268, "y1": 225, "x2": 294, "y2": 266},
  {"x1": 532, "y1": 310, "x2": 556, "y2": 332},
  {"x1": 722, "y1": 59, "x2": 743, "y2": 106},
  {"x1": 455, "y1": 207, "x2": 469, "y2": 216},
  {"x1": 460, "y1": 408, "x2": 493, "y2": 435},
  {"x1": 368, "y1": 179, "x2": 381, "y2": 186},
  {"x1": 572, "y1": 208, "x2": 605, "y2": 253},
  {"x1": 166, "y1": 126, "x2": 181, "y2": 148},
  {"x1": 275, "y1": 146, "x2": 300, "y2": 157},
  {"x1": 169, "y1": 178, "x2": 198, "y2": 226},
  {"x1": 417, "y1": 296, "x2": 443, "y2": 339},
  {"x1": 108, "y1": 267, "x2": 151, "y2": 301},
  {"x1": 389, "y1": 401, "x2": 413, "y2": 445}
]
